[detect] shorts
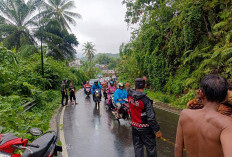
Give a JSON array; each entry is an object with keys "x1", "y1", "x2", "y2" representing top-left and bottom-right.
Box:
[{"x1": 70, "y1": 92, "x2": 76, "y2": 100}]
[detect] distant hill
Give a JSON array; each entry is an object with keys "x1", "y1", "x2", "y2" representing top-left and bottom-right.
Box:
[
  {"x1": 94, "y1": 53, "x2": 120, "y2": 59},
  {"x1": 81, "y1": 53, "x2": 120, "y2": 61}
]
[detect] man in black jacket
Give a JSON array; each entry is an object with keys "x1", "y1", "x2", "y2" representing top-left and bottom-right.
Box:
[{"x1": 128, "y1": 78, "x2": 162, "y2": 157}]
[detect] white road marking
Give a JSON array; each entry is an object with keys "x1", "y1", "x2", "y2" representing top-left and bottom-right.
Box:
[{"x1": 60, "y1": 106, "x2": 69, "y2": 157}]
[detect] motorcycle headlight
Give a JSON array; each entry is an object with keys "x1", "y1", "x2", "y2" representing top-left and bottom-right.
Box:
[{"x1": 0, "y1": 152, "x2": 11, "y2": 157}]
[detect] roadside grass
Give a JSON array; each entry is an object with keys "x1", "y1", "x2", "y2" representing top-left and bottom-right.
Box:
[
  {"x1": 146, "y1": 90, "x2": 196, "y2": 110},
  {"x1": 0, "y1": 90, "x2": 60, "y2": 139}
]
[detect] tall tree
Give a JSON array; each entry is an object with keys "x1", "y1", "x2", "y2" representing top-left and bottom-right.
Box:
[
  {"x1": 42, "y1": 0, "x2": 81, "y2": 31},
  {"x1": 36, "y1": 19, "x2": 78, "y2": 60},
  {"x1": 0, "y1": 0, "x2": 41, "y2": 51},
  {"x1": 82, "y1": 42, "x2": 96, "y2": 64}
]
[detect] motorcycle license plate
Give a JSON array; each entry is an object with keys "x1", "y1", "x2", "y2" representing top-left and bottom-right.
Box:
[{"x1": 86, "y1": 88, "x2": 90, "y2": 92}]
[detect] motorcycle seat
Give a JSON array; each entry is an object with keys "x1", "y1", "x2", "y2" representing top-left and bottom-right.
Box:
[
  {"x1": 22, "y1": 132, "x2": 56, "y2": 157},
  {"x1": 0, "y1": 134, "x2": 18, "y2": 146}
]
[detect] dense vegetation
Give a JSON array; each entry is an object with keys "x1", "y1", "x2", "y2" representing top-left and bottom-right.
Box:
[
  {"x1": 0, "y1": 46, "x2": 88, "y2": 135},
  {"x1": 0, "y1": 0, "x2": 88, "y2": 135},
  {"x1": 0, "y1": 0, "x2": 80, "y2": 60},
  {"x1": 94, "y1": 54, "x2": 120, "y2": 70},
  {"x1": 118, "y1": 0, "x2": 232, "y2": 108}
]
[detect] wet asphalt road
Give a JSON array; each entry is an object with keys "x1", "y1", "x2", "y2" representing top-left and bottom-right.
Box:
[{"x1": 63, "y1": 89, "x2": 180, "y2": 157}]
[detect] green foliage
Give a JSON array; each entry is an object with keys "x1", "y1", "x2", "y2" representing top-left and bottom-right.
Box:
[
  {"x1": 164, "y1": 67, "x2": 191, "y2": 95},
  {"x1": 82, "y1": 42, "x2": 96, "y2": 64},
  {"x1": 94, "y1": 54, "x2": 113, "y2": 65},
  {"x1": 41, "y1": 0, "x2": 81, "y2": 31},
  {"x1": 79, "y1": 61, "x2": 101, "y2": 79},
  {"x1": 37, "y1": 19, "x2": 79, "y2": 60},
  {"x1": 0, "y1": 46, "x2": 87, "y2": 135},
  {"x1": 119, "y1": 0, "x2": 232, "y2": 108},
  {"x1": 94, "y1": 54, "x2": 119, "y2": 70},
  {"x1": 146, "y1": 91, "x2": 176, "y2": 104},
  {"x1": 174, "y1": 90, "x2": 196, "y2": 107},
  {"x1": 0, "y1": 0, "x2": 40, "y2": 51},
  {"x1": 0, "y1": 90, "x2": 60, "y2": 135}
]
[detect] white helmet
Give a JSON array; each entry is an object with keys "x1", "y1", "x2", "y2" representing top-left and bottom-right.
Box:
[{"x1": 118, "y1": 83, "x2": 123, "y2": 87}]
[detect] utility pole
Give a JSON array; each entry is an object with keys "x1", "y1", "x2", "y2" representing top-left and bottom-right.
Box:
[{"x1": 39, "y1": 3, "x2": 44, "y2": 77}]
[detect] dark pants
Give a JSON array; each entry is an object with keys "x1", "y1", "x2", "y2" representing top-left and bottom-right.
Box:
[
  {"x1": 70, "y1": 92, "x2": 76, "y2": 101},
  {"x1": 61, "y1": 91, "x2": 68, "y2": 106},
  {"x1": 132, "y1": 126, "x2": 157, "y2": 157}
]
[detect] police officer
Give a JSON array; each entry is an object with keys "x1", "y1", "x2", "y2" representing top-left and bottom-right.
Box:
[{"x1": 128, "y1": 78, "x2": 162, "y2": 157}]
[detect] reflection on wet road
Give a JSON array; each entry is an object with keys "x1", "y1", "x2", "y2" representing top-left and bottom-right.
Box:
[
  {"x1": 63, "y1": 90, "x2": 134, "y2": 157},
  {"x1": 63, "y1": 90, "x2": 180, "y2": 157}
]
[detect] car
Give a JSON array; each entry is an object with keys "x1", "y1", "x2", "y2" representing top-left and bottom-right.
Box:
[
  {"x1": 89, "y1": 79, "x2": 98, "y2": 86},
  {"x1": 105, "y1": 77, "x2": 111, "y2": 81}
]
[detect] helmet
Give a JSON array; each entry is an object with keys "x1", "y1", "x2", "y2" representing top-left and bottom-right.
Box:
[
  {"x1": 118, "y1": 83, "x2": 123, "y2": 87},
  {"x1": 94, "y1": 80, "x2": 98, "y2": 83}
]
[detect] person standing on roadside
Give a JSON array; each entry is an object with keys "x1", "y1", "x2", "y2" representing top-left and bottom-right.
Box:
[
  {"x1": 125, "y1": 80, "x2": 130, "y2": 92},
  {"x1": 128, "y1": 78, "x2": 162, "y2": 157},
  {"x1": 175, "y1": 74, "x2": 232, "y2": 157},
  {"x1": 69, "y1": 80, "x2": 77, "y2": 105},
  {"x1": 61, "y1": 80, "x2": 68, "y2": 106}
]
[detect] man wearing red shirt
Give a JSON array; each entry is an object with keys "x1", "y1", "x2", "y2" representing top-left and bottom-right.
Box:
[{"x1": 128, "y1": 78, "x2": 162, "y2": 157}]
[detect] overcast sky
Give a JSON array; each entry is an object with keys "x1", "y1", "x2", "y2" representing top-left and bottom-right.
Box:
[{"x1": 70, "y1": 0, "x2": 131, "y2": 58}]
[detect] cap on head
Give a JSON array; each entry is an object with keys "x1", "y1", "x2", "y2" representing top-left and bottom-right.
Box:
[{"x1": 135, "y1": 78, "x2": 145, "y2": 89}]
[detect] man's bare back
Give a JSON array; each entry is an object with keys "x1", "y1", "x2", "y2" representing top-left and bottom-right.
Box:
[{"x1": 175, "y1": 107, "x2": 232, "y2": 157}]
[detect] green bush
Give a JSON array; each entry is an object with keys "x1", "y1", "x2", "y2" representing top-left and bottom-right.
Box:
[
  {"x1": 0, "y1": 46, "x2": 87, "y2": 136},
  {"x1": 174, "y1": 90, "x2": 196, "y2": 106}
]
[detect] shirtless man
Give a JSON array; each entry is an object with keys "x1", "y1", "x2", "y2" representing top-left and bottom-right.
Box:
[{"x1": 175, "y1": 74, "x2": 232, "y2": 157}]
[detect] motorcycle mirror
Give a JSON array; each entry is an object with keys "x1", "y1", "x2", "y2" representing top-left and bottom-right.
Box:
[{"x1": 28, "y1": 128, "x2": 43, "y2": 136}]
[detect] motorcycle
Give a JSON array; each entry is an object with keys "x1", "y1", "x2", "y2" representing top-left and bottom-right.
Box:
[
  {"x1": 112, "y1": 98, "x2": 130, "y2": 121},
  {"x1": 94, "y1": 89, "x2": 101, "y2": 107},
  {"x1": 106, "y1": 93, "x2": 115, "y2": 111},
  {"x1": 0, "y1": 128, "x2": 62, "y2": 157},
  {"x1": 101, "y1": 82, "x2": 108, "y2": 100},
  {"x1": 85, "y1": 86, "x2": 91, "y2": 96}
]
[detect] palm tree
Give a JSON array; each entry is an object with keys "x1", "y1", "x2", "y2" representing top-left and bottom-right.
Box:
[
  {"x1": 0, "y1": 0, "x2": 41, "y2": 51},
  {"x1": 42, "y1": 0, "x2": 81, "y2": 31},
  {"x1": 38, "y1": 19, "x2": 78, "y2": 60},
  {"x1": 82, "y1": 42, "x2": 96, "y2": 64}
]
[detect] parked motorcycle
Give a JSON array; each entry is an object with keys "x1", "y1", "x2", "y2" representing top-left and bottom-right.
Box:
[
  {"x1": 0, "y1": 128, "x2": 62, "y2": 157},
  {"x1": 94, "y1": 89, "x2": 101, "y2": 107}
]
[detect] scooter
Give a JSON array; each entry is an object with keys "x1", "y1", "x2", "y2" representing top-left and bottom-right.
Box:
[
  {"x1": 106, "y1": 93, "x2": 115, "y2": 111},
  {"x1": 85, "y1": 86, "x2": 91, "y2": 97},
  {"x1": 0, "y1": 128, "x2": 62, "y2": 157},
  {"x1": 102, "y1": 87, "x2": 107, "y2": 100},
  {"x1": 94, "y1": 89, "x2": 101, "y2": 107},
  {"x1": 112, "y1": 99, "x2": 130, "y2": 121}
]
